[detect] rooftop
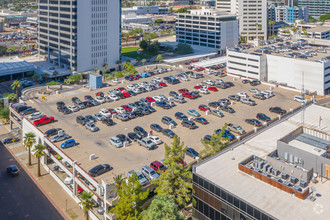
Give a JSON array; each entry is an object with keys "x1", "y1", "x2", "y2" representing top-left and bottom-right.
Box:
[
  {"x1": 195, "y1": 104, "x2": 330, "y2": 220},
  {"x1": 0, "y1": 56, "x2": 35, "y2": 76},
  {"x1": 307, "y1": 25, "x2": 330, "y2": 33}
]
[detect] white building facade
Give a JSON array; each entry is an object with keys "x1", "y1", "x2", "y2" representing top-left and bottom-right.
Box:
[
  {"x1": 176, "y1": 7, "x2": 239, "y2": 53},
  {"x1": 38, "y1": 0, "x2": 121, "y2": 73}
]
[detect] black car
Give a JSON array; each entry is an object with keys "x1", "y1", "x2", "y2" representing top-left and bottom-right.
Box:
[
  {"x1": 102, "y1": 118, "x2": 115, "y2": 126},
  {"x1": 134, "y1": 101, "x2": 145, "y2": 107},
  {"x1": 127, "y1": 90, "x2": 136, "y2": 96},
  {"x1": 83, "y1": 101, "x2": 93, "y2": 107},
  {"x1": 58, "y1": 106, "x2": 71, "y2": 114},
  {"x1": 150, "y1": 124, "x2": 163, "y2": 132},
  {"x1": 162, "y1": 129, "x2": 176, "y2": 138},
  {"x1": 56, "y1": 101, "x2": 65, "y2": 107},
  {"x1": 256, "y1": 113, "x2": 271, "y2": 122},
  {"x1": 225, "y1": 82, "x2": 234, "y2": 87},
  {"x1": 134, "y1": 126, "x2": 148, "y2": 138},
  {"x1": 3, "y1": 137, "x2": 20, "y2": 144},
  {"x1": 7, "y1": 165, "x2": 19, "y2": 177},
  {"x1": 169, "y1": 91, "x2": 179, "y2": 97},
  {"x1": 84, "y1": 95, "x2": 93, "y2": 101},
  {"x1": 72, "y1": 97, "x2": 81, "y2": 104},
  {"x1": 228, "y1": 95, "x2": 240, "y2": 101},
  {"x1": 269, "y1": 107, "x2": 286, "y2": 115},
  {"x1": 166, "y1": 78, "x2": 180, "y2": 85},
  {"x1": 147, "y1": 106, "x2": 156, "y2": 113},
  {"x1": 181, "y1": 120, "x2": 197, "y2": 129},
  {"x1": 194, "y1": 117, "x2": 208, "y2": 125},
  {"x1": 203, "y1": 135, "x2": 212, "y2": 142},
  {"x1": 250, "y1": 79, "x2": 261, "y2": 86},
  {"x1": 242, "y1": 79, "x2": 250, "y2": 84},
  {"x1": 88, "y1": 164, "x2": 111, "y2": 177},
  {"x1": 116, "y1": 134, "x2": 132, "y2": 144},
  {"x1": 127, "y1": 132, "x2": 141, "y2": 141},
  {"x1": 16, "y1": 105, "x2": 30, "y2": 113},
  {"x1": 245, "y1": 119, "x2": 262, "y2": 127},
  {"x1": 208, "y1": 102, "x2": 220, "y2": 108},
  {"x1": 131, "y1": 110, "x2": 142, "y2": 117},
  {"x1": 45, "y1": 128, "x2": 60, "y2": 137},
  {"x1": 186, "y1": 148, "x2": 199, "y2": 159},
  {"x1": 76, "y1": 116, "x2": 88, "y2": 125},
  {"x1": 216, "y1": 83, "x2": 228, "y2": 89},
  {"x1": 20, "y1": 108, "x2": 36, "y2": 115},
  {"x1": 175, "y1": 112, "x2": 188, "y2": 121},
  {"x1": 220, "y1": 106, "x2": 235, "y2": 113},
  {"x1": 139, "y1": 107, "x2": 151, "y2": 115},
  {"x1": 125, "y1": 75, "x2": 134, "y2": 81}
]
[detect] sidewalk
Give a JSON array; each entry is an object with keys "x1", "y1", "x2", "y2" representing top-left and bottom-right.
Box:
[{"x1": 2, "y1": 125, "x2": 85, "y2": 220}]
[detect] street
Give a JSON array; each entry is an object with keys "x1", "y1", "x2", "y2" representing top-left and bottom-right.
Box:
[{"x1": 0, "y1": 142, "x2": 63, "y2": 220}]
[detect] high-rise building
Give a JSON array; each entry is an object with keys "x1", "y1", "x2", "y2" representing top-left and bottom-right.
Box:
[
  {"x1": 215, "y1": 0, "x2": 233, "y2": 13},
  {"x1": 38, "y1": 0, "x2": 121, "y2": 73},
  {"x1": 298, "y1": 0, "x2": 330, "y2": 17},
  {"x1": 275, "y1": 6, "x2": 309, "y2": 23},
  {"x1": 216, "y1": 0, "x2": 267, "y2": 41}
]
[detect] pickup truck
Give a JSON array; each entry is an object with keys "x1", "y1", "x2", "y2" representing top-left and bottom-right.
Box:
[
  {"x1": 137, "y1": 137, "x2": 157, "y2": 150},
  {"x1": 34, "y1": 116, "x2": 55, "y2": 126},
  {"x1": 227, "y1": 123, "x2": 246, "y2": 135}
]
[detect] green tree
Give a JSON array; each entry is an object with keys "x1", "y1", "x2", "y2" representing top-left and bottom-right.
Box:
[
  {"x1": 79, "y1": 72, "x2": 85, "y2": 85},
  {"x1": 149, "y1": 32, "x2": 157, "y2": 39},
  {"x1": 156, "y1": 18, "x2": 163, "y2": 23},
  {"x1": 156, "y1": 54, "x2": 163, "y2": 63},
  {"x1": 7, "y1": 93, "x2": 17, "y2": 103},
  {"x1": 6, "y1": 48, "x2": 13, "y2": 56},
  {"x1": 152, "y1": 135, "x2": 192, "y2": 208},
  {"x1": 32, "y1": 74, "x2": 40, "y2": 85},
  {"x1": 139, "y1": 40, "x2": 148, "y2": 50},
  {"x1": 11, "y1": 80, "x2": 21, "y2": 103},
  {"x1": 78, "y1": 191, "x2": 94, "y2": 220},
  {"x1": 64, "y1": 76, "x2": 74, "y2": 85},
  {"x1": 42, "y1": 73, "x2": 50, "y2": 83},
  {"x1": 0, "y1": 107, "x2": 9, "y2": 122},
  {"x1": 24, "y1": 132, "x2": 36, "y2": 166},
  {"x1": 140, "y1": 195, "x2": 184, "y2": 220},
  {"x1": 141, "y1": 59, "x2": 146, "y2": 66},
  {"x1": 93, "y1": 68, "x2": 99, "y2": 74},
  {"x1": 21, "y1": 45, "x2": 27, "y2": 54},
  {"x1": 72, "y1": 74, "x2": 82, "y2": 84},
  {"x1": 32, "y1": 143, "x2": 45, "y2": 177},
  {"x1": 175, "y1": 43, "x2": 193, "y2": 55},
  {"x1": 110, "y1": 173, "x2": 149, "y2": 219},
  {"x1": 200, "y1": 124, "x2": 230, "y2": 158},
  {"x1": 177, "y1": 8, "x2": 188, "y2": 13},
  {"x1": 309, "y1": 16, "x2": 317, "y2": 23},
  {"x1": 46, "y1": 81, "x2": 60, "y2": 86}
]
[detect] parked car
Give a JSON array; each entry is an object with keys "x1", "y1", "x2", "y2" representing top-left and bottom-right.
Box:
[
  {"x1": 137, "y1": 137, "x2": 157, "y2": 150},
  {"x1": 169, "y1": 91, "x2": 179, "y2": 97},
  {"x1": 141, "y1": 165, "x2": 159, "y2": 180},
  {"x1": 227, "y1": 123, "x2": 246, "y2": 135},
  {"x1": 109, "y1": 136, "x2": 123, "y2": 148},
  {"x1": 242, "y1": 79, "x2": 250, "y2": 84},
  {"x1": 194, "y1": 117, "x2": 208, "y2": 125},
  {"x1": 175, "y1": 112, "x2": 188, "y2": 121},
  {"x1": 148, "y1": 135, "x2": 162, "y2": 145},
  {"x1": 28, "y1": 112, "x2": 44, "y2": 120},
  {"x1": 85, "y1": 123, "x2": 99, "y2": 132},
  {"x1": 240, "y1": 98, "x2": 256, "y2": 106},
  {"x1": 76, "y1": 116, "x2": 88, "y2": 125},
  {"x1": 252, "y1": 93, "x2": 266, "y2": 100},
  {"x1": 20, "y1": 107, "x2": 36, "y2": 115},
  {"x1": 210, "y1": 110, "x2": 224, "y2": 118},
  {"x1": 127, "y1": 132, "x2": 141, "y2": 141},
  {"x1": 3, "y1": 137, "x2": 19, "y2": 144},
  {"x1": 94, "y1": 113, "x2": 105, "y2": 121},
  {"x1": 88, "y1": 164, "x2": 111, "y2": 177},
  {"x1": 150, "y1": 124, "x2": 163, "y2": 132},
  {"x1": 150, "y1": 161, "x2": 167, "y2": 172},
  {"x1": 245, "y1": 119, "x2": 262, "y2": 127},
  {"x1": 116, "y1": 134, "x2": 132, "y2": 144},
  {"x1": 228, "y1": 95, "x2": 240, "y2": 101},
  {"x1": 256, "y1": 113, "x2": 271, "y2": 122},
  {"x1": 162, "y1": 129, "x2": 176, "y2": 138},
  {"x1": 61, "y1": 139, "x2": 76, "y2": 149},
  {"x1": 220, "y1": 106, "x2": 235, "y2": 113},
  {"x1": 250, "y1": 79, "x2": 261, "y2": 86},
  {"x1": 215, "y1": 129, "x2": 235, "y2": 140},
  {"x1": 99, "y1": 109, "x2": 111, "y2": 118},
  {"x1": 249, "y1": 88, "x2": 260, "y2": 93},
  {"x1": 50, "y1": 133, "x2": 69, "y2": 142},
  {"x1": 128, "y1": 170, "x2": 148, "y2": 186},
  {"x1": 181, "y1": 120, "x2": 197, "y2": 129},
  {"x1": 67, "y1": 105, "x2": 79, "y2": 112},
  {"x1": 34, "y1": 116, "x2": 54, "y2": 126},
  {"x1": 186, "y1": 147, "x2": 199, "y2": 159},
  {"x1": 7, "y1": 165, "x2": 19, "y2": 177},
  {"x1": 172, "y1": 96, "x2": 185, "y2": 103},
  {"x1": 186, "y1": 109, "x2": 200, "y2": 117},
  {"x1": 199, "y1": 104, "x2": 210, "y2": 112},
  {"x1": 269, "y1": 107, "x2": 286, "y2": 115},
  {"x1": 161, "y1": 116, "x2": 177, "y2": 126},
  {"x1": 134, "y1": 126, "x2": 148, "y2": 138},
  {"x1": 294, "y1": 95, "x2": 308, "y2": 103},
  {"x1": 45, "y1": 128, "x2": 60, "y2": 137},
  {"x1": 117, "y1": 113, "x2": 129, "y2": 121}
]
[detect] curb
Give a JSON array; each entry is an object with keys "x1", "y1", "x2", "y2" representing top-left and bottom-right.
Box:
[{"x1": 5, "y1": 146, "x2": 69, "y2": 220}]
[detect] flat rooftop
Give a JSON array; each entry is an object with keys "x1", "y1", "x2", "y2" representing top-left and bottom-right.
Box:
[
  {"x1": 195, "y1": 104, "x2": 330, "y2": 220},
  {"x1": 0, "y1": 56, "x2": 35, "y2": 76},
  {"x1": 288, "y1": 139, "x2": 326, "y2": 157},
  {"x1": 307, "y1": 25, "x2": 330, "y2": 33}
]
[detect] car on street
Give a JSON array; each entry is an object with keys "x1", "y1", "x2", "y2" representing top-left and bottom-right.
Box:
[
  {"x1": 61, "y1": 139, "x2": 76, "y2": 149},
  {"x1": 245, "y1": 119, "x2": 262, "y2": 127},
  {"x1": 269, "y1": 107, "x2": 286, "y2": 115},
  {"x1": 294, "y1": 95, "x2": 308, "y2": 103},
  {"x1": 50, "y1": 133, "x2": 69, "y2": 142},
  {"x1": 88, "y1": 164, "x2": 111, "y2": 177},
  {"x1": 141, "y1": 165, "x2": 159, "y2": 180},
  {"x1": 186, "y1": 109, "x2": 200, "y2": 117},
  {"x1": 150, "y1": 124, "x2": 163, "y2": 132},
  {"x1": 186, "y1": 147, "x2": 199, "y2": 159},
  {"x1": 161, "y1": 116, "x2": 177, "y2": 126},
  {"x1": 3, "y1": 137, "x2": 20, "y2": 144},
  {"x1": 227, "y1": 123, "x2": 246, "y2": 135},
  {"x1": 85, "y1": 123, "x2": 99, "y2": 132},
  {"x1": 128, "y1": 170, "x2": 149, "y2": 186},
  {"x1": 109, "y1": 136, "x2": 123, "y2": 148},
  {"x1": 28, "y1": 112, "x2": 44, "y2": 120},
  {"x1": 162, "y1": 129, "x2": 175, "y2": 138},
  {"x1": 7, "y1": 165, "x2": 19, "y2": 177},
  {"x1": 150, "y1": 161, "x2": 167, "y2": 172},
  {"x1": 175, "y1": 112, "x2": 188, "y2": 121}
]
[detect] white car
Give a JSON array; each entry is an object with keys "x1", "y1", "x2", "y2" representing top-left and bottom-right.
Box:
[
  {"x1": 115, "y1": 107, "x2": 126, "y2": 114},
  {"x1": 178, "y1": 75, "x2": 189, "y2": 81},
  {"x1": 153, "y1": 77, "x2": 162, "y2": 82},
  {"x1": 28, "y1": 112, "x2": 44, "y2": 120},
  {"x1": 159, "y1": 94, "x2": 168, "y2": 100},
  {"x1": 127, "y1": 84, "x2": 136, "y2": 90},
  {"x1": 263, "y1": 90, "x2": 275, "y2": 97},
  {"x1": 109, "y1": 94, "x2": 119, "y2": 101},
  {"x1": 153, "y1": 96, "x2": 164, "y2": 102},
  {"x1": 294, "y1": 95, "x2": 308, "y2": 103},
  {"x1": 214, "y1": 79, "x2": 224, "y2": 84},
  {"x1": 148, "y1": 135, "x2": 163, "y2": 145},
  {"x1": 99, "y1": 108, "x2": 111, "y2": 117},
  {"x1": 237, "y1": 92, "x2": 249, "y2": 98},
  {"x1": 94, "y1": 113, "x2": 105, "y2": 121},
  {"x1": 133, "y1": 88, "x2": 141, "y2": 94},
  {"x1": 249, "y1": 88, "x2": 260, "y2": 94},
  {"x1": 260, "y1": 92, "x2": 271, "y2": 99},
  {"x1": 95, "y1": 96, "x2": 106, "y2": 103},
  {"x1": 67, "y1": 105, "x2": 79, "y2": 112},
  {"x1": 199, "y1": 88, "x2": 210, "y2": 94},
  {"x1": 204, "y1": 79, "x2": 214, "y2": 86},
  {"x1": 112, "y1": 78, "x2": 120, "y2": 84},
  {"x1": 64, "y1": 175, "x2": 73, "y2": 185}
]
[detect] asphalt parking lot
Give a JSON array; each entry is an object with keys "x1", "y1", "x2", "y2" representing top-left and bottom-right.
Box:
[{"x1": 26, "y1": 66, "x2": 301, "y2": 183}]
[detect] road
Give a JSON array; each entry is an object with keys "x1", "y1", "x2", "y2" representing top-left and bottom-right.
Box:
[{"x1": 0, "y1": 142, "x2": 63, "y2": 220}]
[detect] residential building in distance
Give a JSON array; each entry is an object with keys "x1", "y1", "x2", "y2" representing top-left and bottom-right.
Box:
[
  {"x1": 193, "y1": 104, "x2": 330, "y2": 220},
  {"x1": 275, "y1": 6, "x2": 308, "y2": 23},
  {"x1": 216, "y1": 0, "x2": 268, "y2": 41},
  {"x1": 278, "y1": 21, "x2": 330, "y2": 39},
  {"x1": 226, "y1": 39, "x2": 330, "y2": 95},
  {"x1": 38, "y1": 0, "x2": 121, "y2": 73},
  {"x1": 176, "y1": 7, "x2": 239, "y2": 53},
  {"x1": 121, "y1": 6, "x2": 168, "y2": 15},
  {"x1": 298, "y1": 0, "x2": 330, "y2": 17}
]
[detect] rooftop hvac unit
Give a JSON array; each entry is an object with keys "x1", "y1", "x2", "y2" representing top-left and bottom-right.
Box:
[
  {"x1": 284, "y1": 152, "x2": 289, "y2": 161},
  {"x1": 289, "y1": 154, "x2": 294, "y2": 163},
  {"x1": 246, "y1": 165, "x2": 252, "y2": 170},
  {"x1": 253, "y1": 160, "x2": 258, "y2": 168},
  {"x1": 294, "y1": 156, "x2": 299, "y2": 164},
  {"x1": 283, "y1": 181, "x2": 291, "y2": 186},
  {"x1": 292, "y1": 185, "x2": 300, "y2": 191},
  {"x1": 272, "y1": 169, "x2": 279, "y2": 176},
  {"x1": 290, "y1": 176, "x2": 298, "y2": 184},
  {"x1": 299, "y1": 180, "x2": 307, "y2": 188},
  {"x1": 258, "y1": 161, "x2": 265, "y2": 169},
  {"x1": 262, "y1": 163, "x2": 269, "y2": 171},
  {"x1": 267, "y1": 166, "x2": 273, "y2": 173},
  {"x1": 281, "y1": 172, "x2": 289, "y2": 179}
]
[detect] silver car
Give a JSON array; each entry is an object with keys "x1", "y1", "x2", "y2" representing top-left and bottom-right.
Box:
[
  {"x1": 141, "y1": 165, "x2": 159, "y2": 180},
  {"x1": 128, "y1": 170, "x2": 149, "y2": 186},
  {"x1": 117, "y1": 113, "x2": 129, "y2": 121},
  {"x1": 85, "y1": 123, "x2": 99, "y2": 132},
  {"x1": 50, "y1": 133, "x2": 69, "y2": 142}
]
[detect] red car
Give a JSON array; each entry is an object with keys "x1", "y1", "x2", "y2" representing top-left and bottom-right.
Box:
[
  {"x1": 194, "y1": 85, "x2": 202, "y2": 90},
  {"x1": 199, "y1": 104, "x2": 210, "y2": 112},
  {"x1": 118, "y1": 87, "x2": 126, "y2": 92},
  {"x1": 195, "y1": 67, "x2": 205, "y2": 71},
  {"x1": 150, "y1": 161, "x2": 167, "y2": 172},
  {"x1": 77, "y1": 186, "x2": 83, "y2": 194},
  {"x1": 122, "y1": 92, "x2": 131, "y2": 98},
  {"x1": 158, "y1": 82, "x2": 167, "y2": 87},
  {"x1": 130, "y1": 75, "x2": 138, "y2": 80},
  {"x1": 146, "y1": 97, "x2": 156, "y2": 102},
  {"x1": 177, "y1": 160, "x2": 187, "y2": 167},
  {"x1": 208, "y1": 86, "x2": 218, "y2": 91},
  {"x1": 182, "y1": 92, "x2": 197, "y2": 99},
  {"x1": 121, "y1": 105, "x2": 132, "y2": 112},
  {"x1": 107, "y1": 109, "x2": 117, "y2": 115},
  {"x1": 96, "y1": 92, "x2": 104, "y2": 97},
  {"x1": 191, "y1": 60, "x2": 197, "y2": 63},
  {"x1": 34, "y1": 116, "x2": 54, "y2": 126},
  {"x1": 178, "y1": 88, "x2": 189, "y2": 93},
  {"x1": 184, "y1": 62, "x2": 190, "y2": 65}
]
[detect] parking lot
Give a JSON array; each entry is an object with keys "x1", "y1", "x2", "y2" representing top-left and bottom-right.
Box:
[{"x1": 25, "y1": 66, "x2": 302, "y2": 183}]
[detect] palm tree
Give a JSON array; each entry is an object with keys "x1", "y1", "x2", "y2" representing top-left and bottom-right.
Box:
[
  {"x1": 24, "y1": 132, "x2": 36, "y2": 166},
  {"x1": 21, "y1": 45, "x2": 27, "y2": 55},
  {"x1": 93, "y1": 68, "x2": 99, "y2": 74},
  {"x1": 42, "y1": 73, "x2": 50, "y2": 83},
  {"x1": 142, "y1": 59, "x2": 146, "y2": 66},
  {"x1": 52, "y1": 71, "x2": 59, "y2": 81},
  {"x1": 7, "y1": 93, "x2": 17, "y2": 103},
  {"x1": 32, "y1": 143, "x2": 45, "y2": 177},
  {"x1": 64, "y1": 76, "x2": 74, "y2": 85},
  {"x1": 78, "y1": 191, "x2": 94, "y2": 220},
  {"x1": 11, "y1": 80, "x2": 21, "y2": 103},
  {"x1": 115, "y1": 60, "x2": 122, "y2": 71},
  {"x1": 102, "y1": 64, "x2": 108, "y2": 81},
  {"x1": 6, "y1": 48, "x2": 13, "y2": 56},
  {"x1": 32, "y1": 74, "x2": 40, "y2": 85},
  {"x1": 113, "y1": 174, "x2": 123, "y2": 188},
  {"x1": 268, "y1": 21, "x2": 272, "y2": 38}
]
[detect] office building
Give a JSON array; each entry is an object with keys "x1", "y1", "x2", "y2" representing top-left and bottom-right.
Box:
[
  {"x1": 38, "y1": 0, "x2": 121, "y2": 73},
  {"x1": 176, "y1": 7, "x2": 239, "y2": 53},
  {"x1": 275, "y1": 6, "x2": 308, "y2": 23},
  {"x1": 298, "y1": 0, "x2": 330, "y2": 17},
  {"x1": 121, "y1": 6, "x2": 168, "y2": 15},
  {"x1": 217, "y1": 0, "x2": 268, "y2": 41},
  {"x1": 193, "y1": 104, "x2": 330, "y2": 220},
  {"x1": 226, "y1": 39, "x2": 330, "y2": 95},
  {"x1": 0, "y1": 56, "x2": 35, "y2": 82},
  {"x1": 215, "y1": 0, "x2": 233, "y2": 13}
]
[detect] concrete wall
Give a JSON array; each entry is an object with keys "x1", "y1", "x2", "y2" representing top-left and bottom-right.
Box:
[{"x1": 220, "y1": 20, "x2": 239, "y2": 51}]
